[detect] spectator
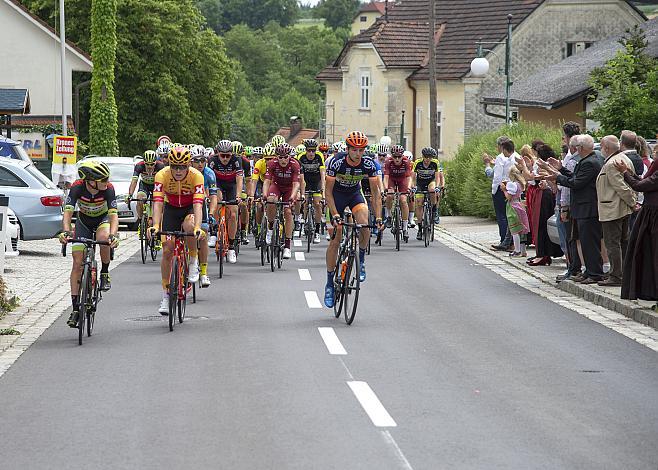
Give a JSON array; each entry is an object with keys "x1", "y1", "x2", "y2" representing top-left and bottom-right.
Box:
[
  {"x1": 519, "y1": 144, "x2": 539, "y2": 247},
  {"x1": 542, "y1": 135, "x2": 604, "y2": 284},
  {"x1": 636, "y1": 136, "x2": 652, "y2": 172},
  {"x1": 595, "y1": 135, "x2": 636, "y2": 287},
  {"x1": 614, "y1": 156, "x2": 658, "y2": 311},
  {"x1": 501, "y1": 168, "x2": 529, "y2": 257},
  {"x1": 483, "y1": 137, "x2": 518, "y2": 251},
  {"x1": 620, "y1": 130, "x2": 645, "y2": 176}
]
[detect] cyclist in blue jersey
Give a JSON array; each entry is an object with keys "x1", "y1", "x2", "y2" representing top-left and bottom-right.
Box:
[
  {"x1": 361, "y1": 148, "x2": 384, "y2": 236},
  {"x1": 324, "y1": 131, "x2": 382, "y2": 308},
  {"x1": 191, "y1": 146, "x2": 217, "y2": 287}
]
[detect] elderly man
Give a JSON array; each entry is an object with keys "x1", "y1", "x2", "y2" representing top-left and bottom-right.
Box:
[
  {"x1": 484, "y1": 137, "x2": 519, "y2": 250},
  {"x1": 595, "y1": 135, "x2": 637, "y2": 286},
  {"x1": 620, "y1": 130, "x2": 645, "y2": 176},
  {"x1": 542, "y1": 135, "x2": 604, "y2": 284}
]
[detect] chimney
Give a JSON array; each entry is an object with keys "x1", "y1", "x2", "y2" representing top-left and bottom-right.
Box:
[{"x1": 289, "y1": 116, "x2": 302, "y2": 137}]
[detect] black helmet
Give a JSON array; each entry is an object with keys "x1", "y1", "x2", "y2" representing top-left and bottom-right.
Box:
[
  {"x1": 421, "y1": 147, "x2": 438, "y2": 158},
  {"x1": 303, "y1": 139, "x2": 318, "y2": 150}
]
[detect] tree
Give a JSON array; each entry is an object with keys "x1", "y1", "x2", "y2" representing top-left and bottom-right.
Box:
[
  {"x1": 313, "y1": 0, "x2": 360, "y2": 30},
  {"x1": 586, "y1": 26, "x2": 658, "y2": 138},
  {"x1": 196, "y1": 0, "x2": 299, "y2": 33},
  {"x1": 89, "y1": 0, "x2": 119, "y2": 156}
]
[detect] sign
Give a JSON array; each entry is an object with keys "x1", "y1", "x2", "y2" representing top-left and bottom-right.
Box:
[
  {"x1": 12, "y1": 132, "x2": 47, "y2": 160},
  {"x1": 53, "y1": 135, "x2": 77, "y2": 164}
]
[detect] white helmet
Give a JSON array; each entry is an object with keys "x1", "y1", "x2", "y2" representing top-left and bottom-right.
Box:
[
  {"x1": 156, "y1": 142, "x2": 170, "y2": 157},
  {"x1": 205, "y1": 147, "x2": 215, "y2": 158},
  {"x1": 403, "y1": 150, "x2": 413, "y2": 159},
  {"x1": 191, "y1": 145, "x2": 205, "y2": 158},
  {"x1": 376, "y1": 144, "x2": 389, "y2": 155}
]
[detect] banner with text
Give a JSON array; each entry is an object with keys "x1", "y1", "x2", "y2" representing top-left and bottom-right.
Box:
[{"x1": 53, "y1": 135, "x2": 77, "y2": 164}]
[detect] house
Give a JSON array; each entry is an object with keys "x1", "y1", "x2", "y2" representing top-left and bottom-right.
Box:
[
  {"x1": 351, "y1": 2, "x2": 389, "y2": 36},
  {"x1": 481, "y1": 18, "x2": 658, "y2": 132},
  {"x1": 317, "y1": 0, "x2": 645, "y2": 159},
  {"x1": 273, "y1": 117, "x2": 320, "y2": 148},
  {"x1": 0, "y1": 0, "x2": 92, "y2": 160}
]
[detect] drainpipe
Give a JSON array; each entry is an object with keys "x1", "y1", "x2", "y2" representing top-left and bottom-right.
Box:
[{"x1": 406, "y1": 76, "x2": 417, "y2": 155}]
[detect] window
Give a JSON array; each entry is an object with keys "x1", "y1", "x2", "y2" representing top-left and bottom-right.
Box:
[
  {"x1": 0, "y1": 166, "x2": 27, "y2": 187},
  {"x1": 360, "y1": 71, "x2": 371, "y2": 109},
  {"x1": 436, "y1": 110, "x2": 443, "y2": 151},
  {"x1": 565, "y1": 41, "x2": 593, "y2": 58},
  {"x1": 360, "y1": 16, "x2": 367, "y2": 22}
]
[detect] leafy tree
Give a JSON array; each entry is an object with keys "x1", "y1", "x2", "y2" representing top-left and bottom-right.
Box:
[
  {"x1": 312, "y1": 0, "x2": 360, "y2": 30},
  {"x1": 586, "y1": 26, "x2": 658, "y2": 138},
  {"x1": 197, "y1": 0, "x2": 299, "y2": 33},
  {"x1": 89, "y1": 0, "x2": 119, "y2": 156}
]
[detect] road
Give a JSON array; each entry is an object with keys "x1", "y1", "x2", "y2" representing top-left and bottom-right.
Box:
[{"x1": 1, "y1": 230, "x2": 657, "y2": 469}]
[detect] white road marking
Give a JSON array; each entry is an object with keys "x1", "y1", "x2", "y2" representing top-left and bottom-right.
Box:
[
  {"x1": 347, "y1": 381, "x2": 397, "y2": 427},
  {"x1": 298, "y1": 268, "x2": 312, "y2": 281},
  {"x1": 295, "y1": 251, "x2": 305, "y2": 261},
  {"x1": 304, "y1": 291, "x2": 323, "y2": 309},
  {"x1": 381, "y1": 430, "x2": 414, "y2": 470},
  {"x1": 339, "y1": 358, "x2": 355, "y2": 380},
  {"x1": 317, "y1": 327, "x2": 347, "y2": 355},
  {"x1": 293, "y1": 239, "x2": 302, "y2": 247}
]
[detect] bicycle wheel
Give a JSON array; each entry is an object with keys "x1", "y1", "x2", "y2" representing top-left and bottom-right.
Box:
[
  {"x1": 270, "y1": 219, "x2": 279, "y2": 272},
  {"x1": 178, "y1": 260, "x2": 187, "y2": 324},
  {"x1": 218, "y1": 225, "x2": 225, "y2": 279},
  {"x1": 260, "y1": 231, "x2": 267, "y2": 266},
  {"x1": 334, "y1": 245, "x2": 347, "y2": 318},
  {"x1": 343, "y1": 253, "x2": 360, "y2": 325},
  {"x1": 423, "y1": 205, "x2": 431, "y2": 247},
  {"x1": 169, "y1": 259, "x2": 178, "y2": 331},
  {"x1": 394, "y1": 211, "x2": 401, "y2": 251},
  {"x1": 87, "y1": 263, "x2": 97, "y2": 337},
  {"x1": 140, "y1": 215, "x2": 147, "y2": 264},
  {"x1": 78, "y1": 264, "x2": 90, "y2": 345}
]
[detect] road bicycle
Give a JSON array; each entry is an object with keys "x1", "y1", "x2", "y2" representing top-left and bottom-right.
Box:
[
  {"x1": 128, "y1": 195, "x2": 158, "y2": 264},
  {"x1": 331, "y1": 216, "x2": 375, "y2": 325},
  {"x1": 62, "y1": 237, "x2": 111, "y2": 345},
  {"x1": 265, "y1": 200, "x2": 288, "y2": 272},
  {"x1": 213, "y1": 199, "x2": 237, "y2": 279},
  {"x1": 302, "y1": 191, "x2": 319, "y2": 253},
  {"x1": 158, "y1": 230, "x2": 194, "y2": 331},
  {"x1": 388, "y1": 190, "x2": 406, "y2": 251},
  {"x1": 416, "y1": 190, "x2": 436, "y2": 247}
]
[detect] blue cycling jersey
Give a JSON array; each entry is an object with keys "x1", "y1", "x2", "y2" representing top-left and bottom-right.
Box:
[
  {"x1": 202, "y1": 166, "x2": 217, "y2": 196},
  {"x1": 326, "y1": 153, "x2": 378, "y2": 193}
]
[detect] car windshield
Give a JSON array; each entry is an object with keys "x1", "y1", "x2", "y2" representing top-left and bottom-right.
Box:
[
  {"x1": 104, "y1": 162, "x2": 134, "y2": 182},
  {"x1": 25, "y1": 164, "x2": 57, "y2": 189}
]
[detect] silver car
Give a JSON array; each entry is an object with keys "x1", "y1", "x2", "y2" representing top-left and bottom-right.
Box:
[
  {"x1": 0, "y1": 159, "x2": 64, "y2": 240},
  {"x1": 77, "y1": 156, "x2": 140, "y2": 229}
]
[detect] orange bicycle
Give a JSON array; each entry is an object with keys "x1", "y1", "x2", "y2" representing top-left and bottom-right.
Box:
[{"x1": 214, "y1": 199, "x2": 237, "y2": 278}]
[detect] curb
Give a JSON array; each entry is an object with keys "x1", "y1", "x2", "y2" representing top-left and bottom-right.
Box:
[{"x1": 435, "y1": 226, "x2": 658, "y2": 330}]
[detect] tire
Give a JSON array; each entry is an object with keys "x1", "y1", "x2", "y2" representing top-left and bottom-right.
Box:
[
  {"x1": 334, "y1": 245, "x2": 347, "y2": 318},
  {"x1": 169, "y1": 259, "x2": 178, "y2": 331},
  {"x1": 87, "y1": 264, "x2": 97, "y2": 337},
  {"x1": 270, "y1": 219, "x2": 279, "y2": 272},
  {"x1": 423, "y1": 206, "x2": 430, "y2": 248},
  {"x1": 78, "y1": 265, "x2": 90, "y2": 345},
  {"x1": 140, "y1": 216, "x2": 147, "y2": 264},
  {"x1": 343, "y1": 253, "x2": 360, "y2": 325},
  {"x1": 260, "y1": 234, "x2": 266, "y2": 266},
  {"x1": 192, "y1": 282, "x2": 196, "y2": 304},
  {"x1": 394, "y1": 211, "x2": 401, "y2": 252},
  {"x1": 150, "y1": 237, "x2": 158, "y2": 261},
  {"x1": 218, "y1": 225, "x2": 225, "y2": 279}
]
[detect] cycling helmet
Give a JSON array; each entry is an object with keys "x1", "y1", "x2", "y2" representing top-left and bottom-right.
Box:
[
  {"x1": 263, "y1": 143, "x2": 276, "y2": 158},
  {"x1": 345, "y1": 131, "x2": 368, "y2": 149},
  {"x1": 143, "y1": 150, "x2": 157, "y2": 164},
  {"x1": 168, "y1": 146, "x2": 191, "y2": 165},
  {"x1": 271, "y1": 134, "x2": 286, "y2": 146},
  {"x1": 376, "y1": 143, "x2": 389, "y2": 155},
  {"x1": 403, "y1": 150, "x2": 413, "y2": 159},
  {"x1": 205, "y1": 147, "x2": 215, "y2": 158},
  {"x1": 421, "y1": 147, "x2": 438, "y2": 158},
  {"x1": 276, "y1": 143, "x2": 293, "y2": 157},
  {"x1": 303, "y1": 138, "x2": 318, "y2": 150},
  {"x1": 78, "y1": 160, "x2": 111, "y2": 181},
  {"x1": 156, "y1": 142, "x2": 170, "y2": 157},
  {"x1": 390, "y1": 145, "x2": 405, "y2": 157},
  {"x1": 252, "y1": 146, "x2": 264, "y2": 157},
  {"x1": 191, "y1": 145, "x2": 205, "y2": 158},
  {"x1": 244, "y1": 146, "x2": 253, "y2": 157},
  {"x1": 296, "y1": 144, "x2": 306, "y2": 155},
  {"x1": 215, "y1": 139, "x2": 232, "y2": 154},
  {"x1": 318, "y1": 140, "x2": 329, "y2": 152},
  {"x1": 231, "y1": 141, "x2": 244, "y2": 155},
  {"x1": 331, "y1": 142, "x2": 343, "y2": 153}
]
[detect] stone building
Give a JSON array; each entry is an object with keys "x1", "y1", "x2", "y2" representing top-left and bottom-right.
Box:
[{"x1": 317, "y1": 0, "x2": 645, "y2": 159}]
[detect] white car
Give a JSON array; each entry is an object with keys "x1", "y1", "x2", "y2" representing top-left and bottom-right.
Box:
[{"x1": 6, "y1": 207, "x2": 20, "y2": 257}]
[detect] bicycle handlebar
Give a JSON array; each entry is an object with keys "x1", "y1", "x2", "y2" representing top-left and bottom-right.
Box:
[
  {"x1": 61, "y1": 237, "x2": 111, "y2": 256},
  {"x1": 157, "y1": 231, "x2": 196, "y2": 238},
  {"x1": 217, "y1": 199, "x2": 239, "y2": 206}
]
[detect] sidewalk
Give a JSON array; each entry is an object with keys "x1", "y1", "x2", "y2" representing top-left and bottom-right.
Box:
[
  {"x1": 437, "y1": 216, "x2": 658, "y2": 330},
  {"x1": 0, "y1": 231, "x2": 140, "y2": 375}
]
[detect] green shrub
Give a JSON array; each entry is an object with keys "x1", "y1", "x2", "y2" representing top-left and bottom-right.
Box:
[
  {"x1": 442, "y1": 122, "x2": 563, "y2": 219},
  {"x1": 0, "y1": 275, "x2": 19, "y2": 319}
]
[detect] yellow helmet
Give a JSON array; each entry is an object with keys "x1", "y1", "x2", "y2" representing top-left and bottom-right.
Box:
[
  {"x1": 143, "y1": 150, "x2": 157, "y2": 164},
  {"x1": 168, "y1": 146, "x2": 191, "y2": 165},
  {"x1": 271, "y1": 135, "x2": 285, "y2": 147},
  {"x1": 263, "y1": 143, "x2": 276, "y2": 158}
]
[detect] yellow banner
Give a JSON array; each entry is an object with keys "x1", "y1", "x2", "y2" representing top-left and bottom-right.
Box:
[{"x1": 53, "y1": 135, "x2": 77, "y2": 164}]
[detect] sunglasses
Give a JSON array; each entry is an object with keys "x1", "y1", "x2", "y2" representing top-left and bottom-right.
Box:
[
  {"x1": 393, "y1": 156, "x2": 403, "y2": 159},
  {"x1": 171, "y1": 165, "x2": 188, "y2": 171},
  {"x1": 219, "y1": 153, "x2": 232, "y2": 158},
  {"x1": 278, "y1": 156, "x2": 290, "y2": 160}
]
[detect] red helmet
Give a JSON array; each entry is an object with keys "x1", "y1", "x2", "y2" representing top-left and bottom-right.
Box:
[
  {"x1": 345, "y1": 131, "x2": 368, "y2": 149},
  {"x1": 390, "y1": 145, "x2": 405, "y2": 157},
  {"x1": 318, "y1": 140, "x2": 329, "y2": 152},
  {"x1": 275, "y1": 143, "x2": 293, "y2": 157}
]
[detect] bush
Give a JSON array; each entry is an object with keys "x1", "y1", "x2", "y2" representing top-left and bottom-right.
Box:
[
  {"x1": 0, "y1": 275, "x2": 19, "y2": 319},
  {"x1": 442, "y1": 122, "x2": 563, "y2": 219}
]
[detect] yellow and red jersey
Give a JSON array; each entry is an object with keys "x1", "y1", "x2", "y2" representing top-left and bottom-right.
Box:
[{"x1": 153, "y1": 166, "x2": 205, "y2": 208}]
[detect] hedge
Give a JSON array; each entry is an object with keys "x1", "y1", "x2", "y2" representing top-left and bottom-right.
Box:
[{"x1": 441, "y1": 122, "x2": 563, "y2": 219}]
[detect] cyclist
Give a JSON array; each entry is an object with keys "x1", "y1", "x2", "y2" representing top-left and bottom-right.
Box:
[
  {"x1": 361, "y1": 144, "x2": 385, "y2": 235},
  {"x1": 383, "y1": 144, "x2": 412, "y2": 241},
  {"x1": 127, "y1": 150, "x2": 165, "y2": 232},
  {"x1": 249, "y1": 145, "x2": 273, "y2": 247},
  {"x1": 324, "y1": 131, "x2": 382, "y2": 308},
  {"x1": 59, "y1": 161, "x2": 119, "y2": 327},
  {"x1": 232, "y1": 140, "x2": 252, "y2": 245},
  {"x1": 297, "y1": 138, "x2": 326, "y2": 244},
  {"x1": 318, "y1": 140, "x2": 330, "y2": 159},
  {"x1": 156, "y1": 141, "x2": 170, "y2": 166},
  {"x1": 412, "y1": 147, "x2": 443, "y2": 239},
  {"x1": 209, "y1": 140, "x2": 244, "y2": 264},
  {"x1": 403, "y1": 150, "x2": 417, "y2": 229},
  {"x1": 191, "y1": 147, "x2": 217, "y2": 287},
  {"x1": 271, "y1": 134, "x2": 286, "y2": 147},
  {"x1": 148, "y1": 146, "x2": 205, "y2": 315},
  {"x1": 262, "y1": 143, "x2": 301, "y2": 259}
]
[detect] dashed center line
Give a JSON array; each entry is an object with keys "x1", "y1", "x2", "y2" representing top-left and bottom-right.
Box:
[
  {"x1": 318, "y1": 327, "x2": 347, "y2": 355},
  {"x1": 348, "y1": 381, "x2": 397, "y2": 427},
  {"x1": 298, "y1": 268, "x2": 312, "y2": 281},
  {"x1": 304, "y1": 291, "x2": 323, "y2": 309},
  {"x1": 295, "y1": 251, "x2": 305, "y2": 261},
  {"x1": 293, "y1": 239, "x2": 302, "y2": 247}
]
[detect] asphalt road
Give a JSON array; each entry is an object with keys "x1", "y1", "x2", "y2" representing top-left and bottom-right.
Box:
[{"x1": 1, "y1": 229, "x2": 657, "y2": 470}]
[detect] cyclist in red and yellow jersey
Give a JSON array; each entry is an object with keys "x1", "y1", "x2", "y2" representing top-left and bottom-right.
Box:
[{"x1": 148, "y1": 146, "x2": 206, "y2": 314}]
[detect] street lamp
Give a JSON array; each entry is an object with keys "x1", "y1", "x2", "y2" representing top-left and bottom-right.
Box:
[{"x1": 469, "y1": 14, "x2": 513, "y2": 125}]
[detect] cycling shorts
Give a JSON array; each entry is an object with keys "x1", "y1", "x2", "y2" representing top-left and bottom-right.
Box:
[
  {"x1": 387, "y1": 176, "x2": 409, "y2": 194},
  {"x1": 267, "y1": 183, "x2": 294, "y2": 203},
  {"x1": 137, "y1": 181, "x2": 154, "y2": 198},
  {"x1": 217, "y1": 181, "x2": 237, "y2": 202},
  {"x1": 162, "y1": 203, "x2": 194, "y2": 233},
  {"x1": 304, "y1": 179, "x2": 322, "y2": 196},
  {"x1": 333, "y1": 191, "x2": 367, "y2": 218},
  {"x1": 72, "y1": 216, "x2": 110, "y2": 252},
  {"x1": 415, "y1": 181, "x2": 436, "y2": 198}
]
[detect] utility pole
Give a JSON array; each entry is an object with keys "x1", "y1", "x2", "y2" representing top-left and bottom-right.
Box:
[
  {"x1": 428, "y1": 0, "x2": 438, "y2": 149},
  {"x1": 59, "y1": 0, "x2": 67, "y2": 136}
]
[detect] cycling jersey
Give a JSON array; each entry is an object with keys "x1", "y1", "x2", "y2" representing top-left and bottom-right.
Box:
[
  {"x1": 132, "y1": 161, "x2": 165, "y2": 186},
  {"x1": 384, "y1": 156, "x2": 412, "y2": 179},
  {"x1": 201, "y1": 166, "x2": 218, "y2": 196},
  {"x1": 153, "y1": 166, "x2": 205, "y2": 208},
  {"x1": 65, "y1": 179, "x2": 118, "y2": 225},
  {"x1": 208, "y1": 155, "x2": 244, "y2": 183},
  {"x1": 413, "y1": 159, "x2": 440, "y2": 187},
  {"x1": 265, "y1": 158, "x2": 301, "y2": 187},
  {"x1": 252, "y1": 158, "x2": 269, "y2": 183},
  {"x1": 297, "y1": 151, "x2": 325, "y2": 187},
  {"x1": 361, "y1": 159, "x2": 382, "y2": 194},
  {"x1": 325, "y1": 153, "x2": 378, "y2": 193}
]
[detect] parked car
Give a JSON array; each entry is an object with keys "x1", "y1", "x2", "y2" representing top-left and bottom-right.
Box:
[
  {"x1": 547, "y1": 214, "x2": 561, "y2": 247},
  {"x1": 0, "y1": 159, "x2": 64, "y2": 240},
  {"x1": 0, "y1": 136, "x2": 33, "y2": 163},
  {"x1": 6, "y1": 207, "x2": 20, "y2": 257},
  {"x1": 77, "y1": 156, "x2": 139, "y2": 229}
]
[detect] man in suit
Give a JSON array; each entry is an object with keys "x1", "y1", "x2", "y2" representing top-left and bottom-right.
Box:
[
  {"x1": 542, "y1": 135, "x2": 604, "y2": 284},
  {"x1": 596, "y1": 135, "x2": 637, "y2": 286}
]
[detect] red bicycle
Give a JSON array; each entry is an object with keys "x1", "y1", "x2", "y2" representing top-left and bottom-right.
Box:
[{"x1": 158, "y1": 231, "x2": 193, "y2": 331}]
